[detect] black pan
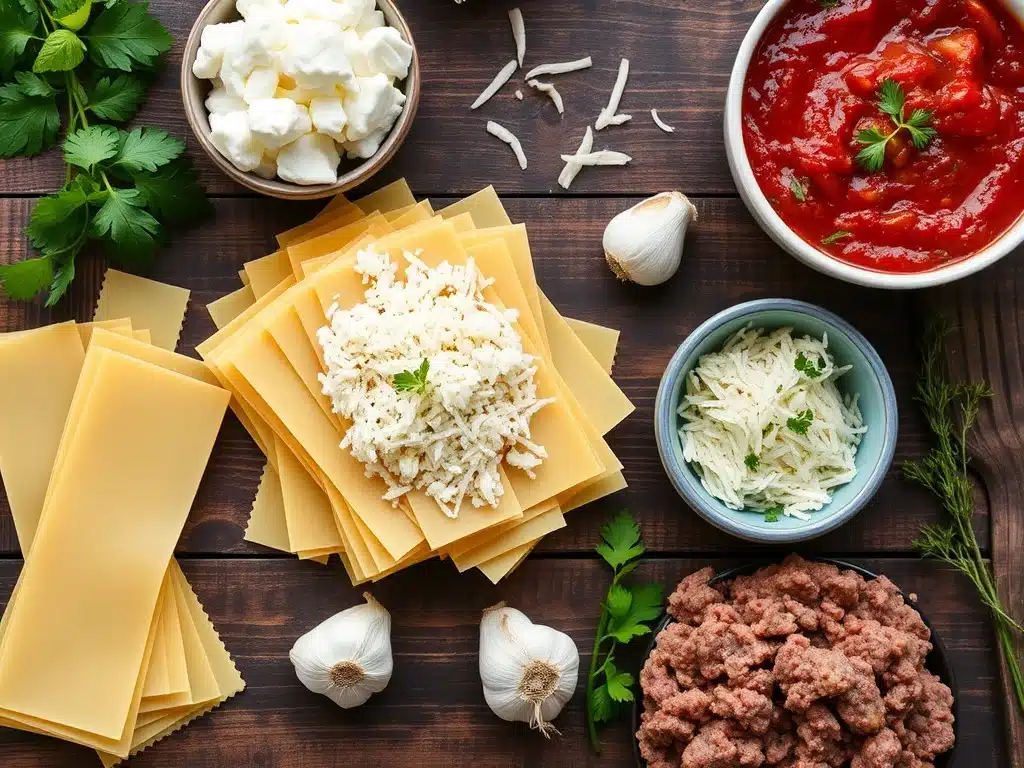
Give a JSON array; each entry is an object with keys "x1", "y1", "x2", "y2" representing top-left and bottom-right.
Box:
[{"x1": 631, "y1": 558, "x2": 959, "y2": 767}]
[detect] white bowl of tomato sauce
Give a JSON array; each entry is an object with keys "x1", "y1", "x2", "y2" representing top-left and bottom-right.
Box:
[{"x1": 725, "y1": 0, "x2": 1024, "y2": 289}]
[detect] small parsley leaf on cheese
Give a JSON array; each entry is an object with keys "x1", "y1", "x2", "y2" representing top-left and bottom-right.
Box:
[
  {"x1": 764, "y1": 505, "x2": 783, "y2": 523},
  {"x1": 393, "y1": 359, "x2": 430, "y2": 394},
  {"x1": 787, "y1": 409, "x2": 814, "y2": 435},
  {"x1": 744, "y1": 453, "x2": 760, "y2": 471},
  {"x1": 795, "y1": 351, "x2": 823, "y2": 379}
]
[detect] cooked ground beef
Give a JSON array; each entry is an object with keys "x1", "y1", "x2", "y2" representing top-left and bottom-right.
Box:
[{"x1": 637, "y1": 555, "x2": 955, "y2": 768}]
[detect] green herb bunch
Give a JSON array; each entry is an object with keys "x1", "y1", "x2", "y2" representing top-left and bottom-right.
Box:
[
  {"x1": 0, "y1": 0, "x2": 210, "y2": 306},
  {"x1": 906, "y1": 319, "x2": 1024, "y2": 715},
  {"x1": 586, "y1": 511, "x2": 664, "y2": 752}
]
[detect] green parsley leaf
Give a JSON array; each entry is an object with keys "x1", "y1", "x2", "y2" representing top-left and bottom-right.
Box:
[
  {"x1": 112, "y1": 126, "x2": 183, "y2": 172},
  {"x1": 795, "y1": 351, "x2": 823, "y2": 379},
  {"x1": 131, "y1": 160, "x2": 211, "y2": 224},
  {"x1": 87, "y1": 73, "x2": 146, "y2": 121},
  {"x1": 607, "y1": 583, "x2": 663, "y2": 643},
  {"x1": 0, "y1": 0, "x2": 39, "y2": 74},
  {"x1": 877, "y1": 78, "x2": 904, "y2": 119},
  {"x1": 821, "y1": 230, "x2": 853, "y2": 245},
  {"x1": 32, "y1": 29, "x2": 86, "y2": 72},
  {"x1": 789, "y1": 176, "x2": 808, "y2": 202},
  {"x1": 83, "y1": 0, "x2": 172, "y2": 71},
  {"x1": 26, "y1": 183, "x2": 90, "y2": 253},
  {"x1": 51, "y1": 0, "x2": 93, "y2": 31},
  {"x1": 0, "y1": 255, "x2": 53, "y2": 300},
  {"x1": 605, "y1": 583, "x2": 632, "y2": 619},
  {"x1": 854, "y1": 128, "x2": 889, "y2": 173},
  {"x1": 817, "y1": 0, "x2": 840, "y2": 6},
  {"x1": 47, "y1": 255, "x2": 76, "y2": 306},
  {"x1": 787, "y1": 409, "x2": 814, "y2": 435},
  {"x1": 603, "y1": 662, "x2": 636, "y2": 704},
  {"x1": 63, "y1": 124, "x2": 118, "y2": 170},
  {"x1": 744, "y1": 453, "x2": 760, "y2": 471},
  {"x1": 589, "y1": 684, "x2": 615, "y2": 724},
  {"x1": 393, "y1": 358, "x2": 430, "y2": 393},
  {"x1": 855, "y1": 79, "x2": 937, "y2": 172},
  {"x1": 0, "y1": 82, "x2": 59, "y2": 157},
  {"x1": 89, "y1": 186, "x2": 162, "y2": 263},
  {"x1": 763, "y1": 505, "x2": 783, "y2": 523},
  {"x1": 13, "y1": 71, "x2": 55, "y2": 98},
  {"x1": 595, "y1": 511, "x2": 644, "y2": 569}
]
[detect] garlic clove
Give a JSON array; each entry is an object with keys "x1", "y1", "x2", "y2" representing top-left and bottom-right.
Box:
[
  {"x1": 603, "y1": 191, "x2": 697, "y2": 286},
  {"x1": 289, "y1": 592, "x2": 393, "y2": 709},
  {"x1": 479, "y1": 602, "x2": 579, "y2": 737}
]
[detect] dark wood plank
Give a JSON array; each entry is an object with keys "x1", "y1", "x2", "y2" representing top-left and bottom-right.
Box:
[
  {"x1": 0, "y1": 196, "x2": 999, "y2": 556},
  {"x1": 923, "y1": 256, "x2": 1024, "y2": 765},
  {"x1": 0, "y1": 0, "x2": 757, "y2": 197},
  {"x1": 0, "y1": 557, "x2": 1004, "y2": 766}
]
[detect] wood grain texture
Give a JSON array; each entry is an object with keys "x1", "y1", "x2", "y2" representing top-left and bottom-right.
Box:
[
  {"x1": 0, "y1": 557, "x2": 1005, "y2": 766},
  {"x1": 0, "y1": 0, "x2": 758, "y2": 196},
  {"x1": 924, "y1": 254, "x2": 1024, "y2": 766},
  {"x1": 0, "y1": 196, "x2": 990, "y2": 557}
]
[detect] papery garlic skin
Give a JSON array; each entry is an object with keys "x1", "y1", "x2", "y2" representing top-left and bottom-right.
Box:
[
  {"x1": 603, "y1": 191, "x2": 697, "y2": 286},
  {"x1": 289, "y1": 592, "x2": 393, "y2": 709},
  {"x1": 479, "y1": 603, "x2": 579, "y2": 737}
]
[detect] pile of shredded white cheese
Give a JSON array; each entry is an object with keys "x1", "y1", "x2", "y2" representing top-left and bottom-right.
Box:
[
  {"x1": 677, "y1": 326, "x2": 866, "y2": 520},
  {"x1": 317, "y1": 248, "x2": 554, "y2": 518}
]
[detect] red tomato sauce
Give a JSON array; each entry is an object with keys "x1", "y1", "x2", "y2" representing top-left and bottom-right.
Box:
[{"x1": 742, "y1": 0, "x2": 1024, "y2": 272}]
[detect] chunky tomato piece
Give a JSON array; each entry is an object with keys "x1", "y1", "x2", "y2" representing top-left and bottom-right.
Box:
[{"x1": 743, "y1": 0, "x2": 1024, "y2": 273}]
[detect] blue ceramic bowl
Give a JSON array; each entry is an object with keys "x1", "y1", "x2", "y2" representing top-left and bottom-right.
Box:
[{"x1": 654, "y1": 299, "x2": 898, "y2": 543}]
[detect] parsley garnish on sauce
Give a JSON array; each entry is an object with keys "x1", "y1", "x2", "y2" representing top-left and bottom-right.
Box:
[
  {"x1": 787, "y1": 409, "x2": 814, "y2": 435},
  {"x1": 795, "y1": 351, "x2": 823, "y2": 378},
  {"x1": 393, "y1": 359, "x2": 430, "y2": 394},
  {"x1": 817, "y1": 0, "x2": 840, "y2": 7},
  {"x1": 789, "y1": 176, "x2": 808, "y2": 202},
  {"x1": 855, "y1": 79, "x2": 936, "y2": 172},
  {"x1": 821, "y1": 230, "x2": 853, "y2": 245}
]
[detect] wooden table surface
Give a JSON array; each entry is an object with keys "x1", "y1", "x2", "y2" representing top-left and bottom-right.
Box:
[{"x1": 1, "y1": 0, "x2": 1021, "y2": 765}]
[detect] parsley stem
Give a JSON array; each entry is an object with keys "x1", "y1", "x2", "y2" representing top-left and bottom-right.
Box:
[{"x1": 586, "y1": 608, "x2": 610, "y2": 752}]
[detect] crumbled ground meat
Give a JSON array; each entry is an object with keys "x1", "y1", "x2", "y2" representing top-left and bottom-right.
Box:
[{"x1": 638, "y1": 556, "x2": 955, "y2": 768}]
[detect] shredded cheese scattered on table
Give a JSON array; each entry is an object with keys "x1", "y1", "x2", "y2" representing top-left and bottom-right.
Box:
[
  {"x1": 678, "y1": 326, "x2": 866, "y2": 520},
  {"x1": 317, "y1": 249, "x2": 554, "y2": 519}
]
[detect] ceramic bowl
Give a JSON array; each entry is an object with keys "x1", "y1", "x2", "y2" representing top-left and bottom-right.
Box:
[
  {"x1": 632, "y1": 558, "x2": 960, "y2": 768},
  {"x1": 181, "y1": 0, "x2": 420, "y2": 200},
  {"x1": 723, "y1": 0, "x2": 1024, "y2": 289},
  {"x1": 654, "y1": 299, "x2": 897, "y2": 543}
]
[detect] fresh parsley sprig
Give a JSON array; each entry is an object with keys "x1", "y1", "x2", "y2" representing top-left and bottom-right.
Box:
[
  {"x1": 393, "y1": 359, "x2": 430, "y2": 394},
  {"x1": 906, "y1": 319, "x2": 1024, "y2": 716},
  {"x1": 794, "y1": 350, "x2": 825, "y2": 379},
  {"x1": 787, "y1": 409, "x2": 814, "y2": 435},
  {"x1": 855, "y1": 79, "x2": 936, "y2": 173},
  {"x1": 586, "y1": 511, "x2": 664, "y2": 753},
  {"x1": 0, "y1": 0, "x2": 209, "y2": 306}
]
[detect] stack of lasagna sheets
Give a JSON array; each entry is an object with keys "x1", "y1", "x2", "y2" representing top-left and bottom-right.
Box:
[
  {"x1": 0, "y1": 304, "x2": 245, "y2": 763},
  {"x1": 204, "y1": 180, "x2": 635, "y2": 585}
]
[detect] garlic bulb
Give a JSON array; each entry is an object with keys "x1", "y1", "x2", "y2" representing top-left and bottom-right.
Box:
[
  {"x1": 289, "y1": 592, "x2": 393, "y2": 709},
  {"x1": 603, "y1": 191, "x2": 697, "y2": 286},
  {"x1": 479, "y1": 602, "x2": 579, "y2": 737}
]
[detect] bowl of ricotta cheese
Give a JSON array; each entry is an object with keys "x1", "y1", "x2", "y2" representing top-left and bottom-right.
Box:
[
  {"x1": 654, "y1": 299, "x2": 898, "y2": 543},
  {"x1": 182, "y1": 0, "x2": 419, "y2": 199}
]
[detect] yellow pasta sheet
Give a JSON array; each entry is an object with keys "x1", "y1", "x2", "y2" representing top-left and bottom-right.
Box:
[
  {"x1": 244, "y1": 464, "x2": 290, "y2": 551},
  {"x1": 0, "y1": 348, "x2": 229, "y2": 753},
  {"x1": 477, "y1": 541, "x2": 535, "y2": 584},
  {"x1": 0, "y1": 324, "x2": 85, "y2": 552},
  {"x1": 389, "y1": 199, "x2": 433, "y2": 228},
  {"x1": 207, "y1": 285, "x2": 256, "y2": 329},
  {"x1": 285, "y1": 211, "x2": 392, "y2": 278},
  {"x1": 275, "y1": 437, "x2": 343, "y2": 552},
  {"x1": 140, "y1": 573, "x2": 191, "y2": 712},
  {"x1": 244, "y1": 250, "x2": 293, "y2": 299},
  {"x1": 565, "y1": 318, "x2": 619, "y2": 374},
  {"x1": 452, "y1": 504, "x2": 565, "y2": 572},
  {"x1": 353, "y1": 178, "x2": 415, "y2": 215},
  {"x1": 78, "y1": 318, "x2": 132, "y2": 348},
  {"x1": 540, "y1": 292, "x2": 634, "y2": 435},
  {"x1": 439, "y1": 186, "x2": 512, "y2": 228},
  {"x1": 132, "y1": 329, "x2": 153, "y2": 344},
  {"x1": 93, "y1": 270, "x2": 190, "y2": 351},
  {"x1": 276, "y1": 202, "x2": 365, "y2": 248}
]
